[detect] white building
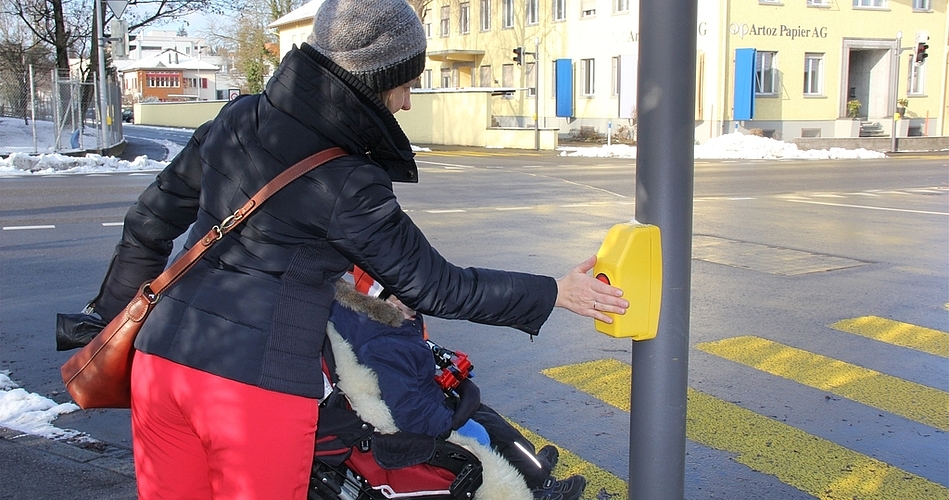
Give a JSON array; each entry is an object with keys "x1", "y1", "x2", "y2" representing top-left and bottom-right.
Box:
[
  {"x1": 127, "y1": 30, "x2": 213, "y2": 60},
  {"x1": 116, "y1": 49, "x2": 220, "y2": 103}
]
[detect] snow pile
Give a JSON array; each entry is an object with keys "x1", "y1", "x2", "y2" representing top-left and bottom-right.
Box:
[
  {"x1": 0, "y1": 371, "x2": 88, "y2": 442},
  {"x1": 559, "y1": 132, "x2": 886, "y2": 160},
  {"x1": 0, "y1": 152, "x2": 169, "y2": 176}
]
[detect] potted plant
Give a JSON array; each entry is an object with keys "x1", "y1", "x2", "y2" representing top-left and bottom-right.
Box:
[
  {"x1": 846, "y1": 99, "x2": 862, "y2": 119},
  {"x1": 896, "y1": 98, "x2": 909, "y2": 118}
]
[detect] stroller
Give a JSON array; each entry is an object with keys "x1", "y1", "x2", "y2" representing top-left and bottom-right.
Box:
[
  {"x1": 308, "y1": 312, "x2": 537, "y2": 500},
  {"x1": 308, "y1": 382, "x2": 484, "y2": 500}
]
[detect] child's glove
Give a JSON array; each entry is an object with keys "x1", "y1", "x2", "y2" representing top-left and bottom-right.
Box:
[
  {"x1": 450, "y1": 378, "x2": 481, "y2": 430},
  {"x1": 455, "y1": 419, "x2": 490, "y2": 447}
]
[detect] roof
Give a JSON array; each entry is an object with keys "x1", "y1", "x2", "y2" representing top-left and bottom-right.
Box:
[
  {"x1": 269, "y1": 0, "x2": 325, "y2": 28},
  {"x1": 116, "y1": 49, "x2": 220, "y2": 72}
]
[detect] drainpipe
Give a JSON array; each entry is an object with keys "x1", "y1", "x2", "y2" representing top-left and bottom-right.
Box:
[{"x1": 891, "y1": 31, "x2": 901, "y2": 153}]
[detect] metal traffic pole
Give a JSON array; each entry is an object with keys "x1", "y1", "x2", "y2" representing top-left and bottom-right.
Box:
[
  {"x1": 95, "y1": 0, "x2": 109, "y2": 151},
  {"x1": 630, "y1": 0, "x2": 697, "y2": 497},
  {"x1": 891, "y1": 31, "x2": 901, "y2": 153},
  {"x1": 534, "y1": 37, "x2": 540, "y2": 151}
]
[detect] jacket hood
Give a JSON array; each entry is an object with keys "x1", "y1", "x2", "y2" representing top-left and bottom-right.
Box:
[
  {"x1": 334, "y1": 280, "x2": 404, "y2": 327},
  {"x1": 264, "y1": 43, "x2": 419, "y2": 183}
]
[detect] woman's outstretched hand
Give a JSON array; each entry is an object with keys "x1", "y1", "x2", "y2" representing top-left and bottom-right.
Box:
[{"x1": 555, "y1": 255, "x2": 628, "y2": 323}]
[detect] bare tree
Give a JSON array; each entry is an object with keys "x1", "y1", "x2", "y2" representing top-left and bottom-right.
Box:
[
  {"x1": 406, "y1": 0, "x2": 433, "y2": 19},
  {"x1": 204, "y1": 0, "x2": 303, "y2": 94},
  {"x1": 11, "y1": 0, "x2": 231, "y2": 77},
  {"x1": 9, "y1": 0, "x2": 91, "y2": 76},
  {"x1": 0, "y1": 21, "x2": 55, "y2": 123}
]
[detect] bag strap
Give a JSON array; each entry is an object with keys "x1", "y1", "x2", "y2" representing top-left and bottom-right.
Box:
[{"x1": 144, "y1": 147, "x2": 348, "y2": 300}]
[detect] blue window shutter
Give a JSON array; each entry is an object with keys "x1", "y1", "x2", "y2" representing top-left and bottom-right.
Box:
[
  {"x1": 556, "y1": 58, "x2": 573, "y2": 118},
  {"x1": 734, "y1": 48, "x2": 755, "y2": 121}
]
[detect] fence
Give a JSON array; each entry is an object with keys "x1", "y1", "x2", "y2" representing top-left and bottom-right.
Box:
[{"x1": 0, "y1": 66, "x2": 123, "y2": 154}]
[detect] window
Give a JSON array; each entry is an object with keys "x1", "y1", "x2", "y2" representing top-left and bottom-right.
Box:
[
  {"x1": 526, "y1": 0, "x2": 538, "y2": 24},
  {"x1": 480, "y1": 65, "x2": 493, "y2": 87},
  {"x1": 502, "y1": 63, "x2": 514, "y2": 88},
  {"x1": 912, "y1": 0, "x2": 931, "y2": 10},
  {"x1": 526, "y1": 62, "x2": 536, "y2": 96},
  {"x1": 460, "y1": 2, "x2": 470, "y2": 34},
  {"x1": 441, "y1": 68, "x2": 451, "y2": 87},
  {"x1": 853, "y1": 0, "x2": 885, "y2": 7},
  {"x1": 502, "y1": 0, "x2": 514, "y2": 28},
  {"x1": 614, "y1": 0, "x2": 629, "y2": 13},
  {"x1": 581, "y1": 0, "x2": 596, "y2": 17},
  {"x1": 423, "y1": 9, "x2": 432, "y2": 37},
  {"x1": 806, "y1": 0, "x2": 828, "y2": 6},
  {"x1": 611, "y1": 56, "x2": 620, "y2": 96},
  {"x1": 440, "y1": 5, "x2": 450, "y2": 37},
  {"x1": 803, "y1": 53, "x2": 823, "y2": 95},
  {"x1": 755, "y1": 51, "x2": 777, "y2": 95},
  {"x1": 480, "y1": 0, "x2": 491, "y2": 30},
  {"x1": 552, "y1": 0, "x2": 565, "y2": 21},
  {"x1": 422, "y1": 69, "x2": 433, "y2": 88},
  {"x1": 147, "y1": 74, "x2": 180, "y2": 88},
  {"x1": 580, "y1": 58, "x2": 595, "y2": 96}
]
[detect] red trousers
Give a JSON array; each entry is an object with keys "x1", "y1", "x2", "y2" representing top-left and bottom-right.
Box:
[{"x1": 131, "y1": 351, "x2": 318, "y2": 500}]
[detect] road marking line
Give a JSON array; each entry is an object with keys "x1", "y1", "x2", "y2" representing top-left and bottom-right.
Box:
[
  {"x1": 542, "y1": 358, "x2": 949, "y2": 499},
  {"x1": 2, "y1": 225, "x2": 55, "y2": 230},
  {"x1": 696, "y1": 336, "x2": 949, "y2": 431},
  {"x1": 786, "y1": 199, "x2": 949, "y2": 216},
  {"x1": 101, "y1": 222, "x2": 124, "y2": 226},
  {"x1": 495, "y1": 206, "x2": 533, "y2": 211},
  {"x1": 425, "y1": 209, "x2": 467, "y2": 214},
  {"x1": 507, "y1": 421, "x2": 628, "y2": 500},
  {"x1": 830, "y1": 316, "x2": 948, "y2": 357}
]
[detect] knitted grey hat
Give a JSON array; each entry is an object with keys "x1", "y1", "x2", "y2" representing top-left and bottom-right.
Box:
[{"x1": 307, "y1": 0, "x2": 427, "y2": 93}]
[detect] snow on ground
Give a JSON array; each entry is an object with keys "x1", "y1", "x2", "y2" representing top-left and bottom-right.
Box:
[
  {"x1": 558, "y1": 131, "x2": 886, "y2": 159},
  {"x1": 0, "y1": 371, "x2": 92, "y2": 442}
]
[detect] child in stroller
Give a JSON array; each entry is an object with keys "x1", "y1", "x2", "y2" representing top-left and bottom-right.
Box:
[{"x1": 319, "y1": 269, "x2": 587, "y2": 500}]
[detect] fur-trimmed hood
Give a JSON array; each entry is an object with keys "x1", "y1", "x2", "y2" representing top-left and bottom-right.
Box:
[{"x1": 328, "y1": 281, "x2": 532, "y2": 500}]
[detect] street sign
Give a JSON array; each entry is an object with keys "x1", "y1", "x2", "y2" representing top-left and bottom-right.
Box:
[{"x1": 107, "y1": 0, "x2": 128, "y2": 18}]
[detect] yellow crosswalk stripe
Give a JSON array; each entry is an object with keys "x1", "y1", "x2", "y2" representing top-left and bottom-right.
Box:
[
  {"x1": 542, "y1": 358, "x2": 949, "y2": 500},
  {"x1": 507, "y1": 421, "x2": 628, "y2": 500},
  {"x1": 696, "y1": 336, "x2": 949, "y2": 431},
  {"x1": 830, "y1": 316, "x2": 949, "y2": 357}
]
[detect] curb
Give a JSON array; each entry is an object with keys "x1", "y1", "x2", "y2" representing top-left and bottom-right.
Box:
[{"x1": 0, "y1": 426, "x2": 135, "y2": 478}]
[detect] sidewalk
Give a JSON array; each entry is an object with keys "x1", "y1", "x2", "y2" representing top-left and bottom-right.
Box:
[{"x1": 0, "y1": 426, "x2": 137, "y2": 499}]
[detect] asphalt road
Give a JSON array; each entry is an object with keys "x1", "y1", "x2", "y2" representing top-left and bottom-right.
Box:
[{"x1": 1, "y1": 146, "x2": 946, "y2": 499}]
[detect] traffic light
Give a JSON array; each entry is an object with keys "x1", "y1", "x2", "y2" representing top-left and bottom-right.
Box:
[
  {"x1": 513, "y1": 47, "x2": 523, "y2": 66},
  {"x1": 915, "y1": 40, "x2": 929, "y2": 64}
]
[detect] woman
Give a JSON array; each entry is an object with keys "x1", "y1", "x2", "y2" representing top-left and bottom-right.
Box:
[{"x1": 86, "y1": 0, "x2": 627, "y2": 497}]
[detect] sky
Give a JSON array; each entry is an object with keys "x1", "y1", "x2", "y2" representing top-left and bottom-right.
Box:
[{"x1": 0, "y1": 117, "x2": 888, "y2": 442}]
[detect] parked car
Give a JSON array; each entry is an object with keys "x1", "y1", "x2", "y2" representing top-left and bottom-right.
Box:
[{"x1": 122, "y1": 108, "x2": 133, "y2": 123}]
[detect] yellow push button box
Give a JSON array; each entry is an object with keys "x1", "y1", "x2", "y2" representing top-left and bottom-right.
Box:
[{"x1": 593, "y1": 221, "x2": 662, "y2": 340}]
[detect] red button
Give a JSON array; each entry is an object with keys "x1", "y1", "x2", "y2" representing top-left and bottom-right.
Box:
[{"x1": 595, "y1": 273, "x2": 610, "y2": 285}]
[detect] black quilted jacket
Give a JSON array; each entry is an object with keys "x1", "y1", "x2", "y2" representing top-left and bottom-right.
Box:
[{"x1": 90, "y1": 44, "x2": 557, "y2": 398}]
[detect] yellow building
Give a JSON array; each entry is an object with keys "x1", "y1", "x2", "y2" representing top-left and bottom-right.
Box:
[
  {"x1": 718, "y1": 0, "x2": 946, "y2": 140},
  {"x1": 271, "y1": 0, "x2": 947, "y2": 144}
]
